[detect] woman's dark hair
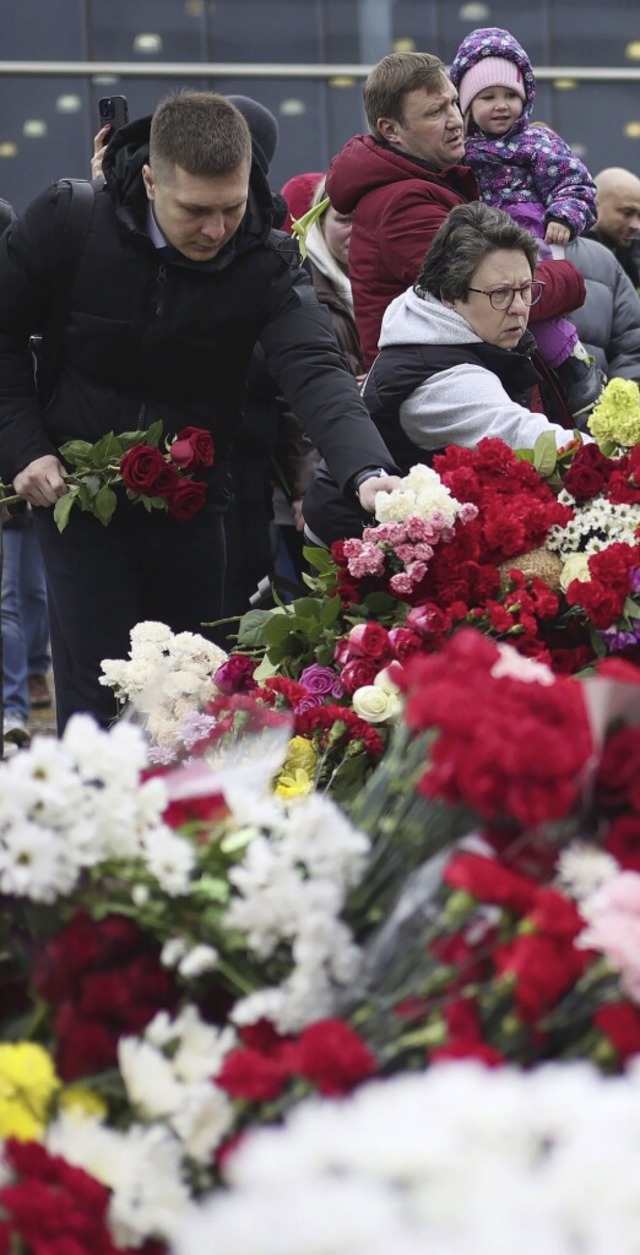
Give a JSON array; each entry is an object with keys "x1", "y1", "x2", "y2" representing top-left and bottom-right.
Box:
[{"x1": 415, "y1": 202, "x2": 539, "y2": 302}]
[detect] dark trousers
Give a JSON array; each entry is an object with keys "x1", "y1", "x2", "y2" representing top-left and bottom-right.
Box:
[{"x1": 33, "y1": 497, "x2": 225, "y2": 732}]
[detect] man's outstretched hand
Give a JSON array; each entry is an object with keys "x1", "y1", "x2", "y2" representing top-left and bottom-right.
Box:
[{"x1": 356, "y1": 471, "x2": 403, "y2": 514}]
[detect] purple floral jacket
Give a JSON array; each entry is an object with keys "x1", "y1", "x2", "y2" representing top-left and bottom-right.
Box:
[{"x1": 449, "y1": 27, "x2": 596, "y2": 239}]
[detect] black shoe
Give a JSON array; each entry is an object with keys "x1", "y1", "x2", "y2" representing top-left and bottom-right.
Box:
[{"x1": 555, "y1": 356, "x2": 606, "y2": 421}]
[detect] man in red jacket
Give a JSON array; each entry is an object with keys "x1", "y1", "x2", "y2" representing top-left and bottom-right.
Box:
[{"x1": 326, "y1": 52, "x2": 586, "y2": 369}]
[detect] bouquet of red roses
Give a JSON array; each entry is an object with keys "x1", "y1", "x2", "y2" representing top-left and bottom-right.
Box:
[{"x1": 0, "y1": 420, "x2": 214, "y2": 533}]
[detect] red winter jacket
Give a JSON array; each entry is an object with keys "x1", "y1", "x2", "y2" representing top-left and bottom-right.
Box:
[{"x1": 326, "y1": 134, "x2": 586, "y2": 369}]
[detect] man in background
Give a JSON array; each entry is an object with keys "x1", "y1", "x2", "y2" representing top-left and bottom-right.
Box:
[{"x1": 589, "y1": 167, "x2": 640, "y2": 291}]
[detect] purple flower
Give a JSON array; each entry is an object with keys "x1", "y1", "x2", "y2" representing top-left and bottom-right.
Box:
[
  {"x1": 294, "y1": 692, "x2": 325, "y2": 715},
  {"x1": 299, "y1": 663, "x2": 344, "y2": 698},
  {"x1": 629, "y1": 568, "x2": 640, "y2": 594}
]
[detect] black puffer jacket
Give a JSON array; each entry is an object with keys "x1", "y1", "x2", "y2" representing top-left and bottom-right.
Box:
[{"x1": 0, "y1": 117, "x2": 395, "y2": 492}]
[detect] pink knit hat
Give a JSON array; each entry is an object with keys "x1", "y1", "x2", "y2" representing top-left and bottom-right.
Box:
[{"x1": 458, "y1": 56, "x2": 525, "y2": 116}]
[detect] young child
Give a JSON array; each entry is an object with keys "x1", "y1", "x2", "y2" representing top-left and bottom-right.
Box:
[{"x1": 450, "y1": 26, "x2": 603, "y2": 421}]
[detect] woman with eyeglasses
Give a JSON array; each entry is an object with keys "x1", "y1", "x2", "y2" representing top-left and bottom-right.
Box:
[{"x1": 303, "y1": 201, "x2": 591, "y2": 548}]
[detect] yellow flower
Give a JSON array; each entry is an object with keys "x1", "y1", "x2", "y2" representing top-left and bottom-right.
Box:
[
  {"x1": 588, "y1": 378, "x2": 640, "y2": 448},
  {"x1": 282, "y1": 736, "x2": 317, "y2": 776},
  {"x1": 275, "y1": 768, "x2": 314, "y2": 798},
  {"x1": 59, "y1": 1085, "x2": 108, "y2": 1122},
  {"x1": 0, "y1": 1042, "x2": 60, "y2": 1141},
  {"x1": 560, "y1": 552, "x2": 592, "y2": 592}
]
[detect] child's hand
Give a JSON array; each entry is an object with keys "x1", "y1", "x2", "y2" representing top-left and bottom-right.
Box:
[{"x1": 544, "y1": 221, "x2": 571, "y2": 246}]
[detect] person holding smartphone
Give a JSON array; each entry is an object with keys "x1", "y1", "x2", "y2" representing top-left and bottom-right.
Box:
[{"x1": 0, "y1": 91, "x2": 401, "y2": 731}]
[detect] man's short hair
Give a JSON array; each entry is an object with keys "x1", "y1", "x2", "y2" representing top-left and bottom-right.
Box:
[
  {"x1": 363, "y1": 52, "x2": 447, "y2": 138},
  {"x1": 149, "y1": 90, "x2": 251, "y2": 179},
  {"x1": 416, "y1": 202, "x2": 539, "y2": 302}
]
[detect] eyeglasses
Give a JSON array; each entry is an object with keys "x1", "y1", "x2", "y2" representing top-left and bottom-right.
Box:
[{"x1": 466, "y1": 280, "x2": 546, "y2": 310}]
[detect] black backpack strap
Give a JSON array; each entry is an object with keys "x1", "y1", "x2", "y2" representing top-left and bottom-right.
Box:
[{"x1": 34, "y1": 178, "x2": 96, "y2": 405}]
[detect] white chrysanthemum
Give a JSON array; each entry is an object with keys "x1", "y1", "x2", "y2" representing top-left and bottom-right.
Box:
[
  {"x1": 161, "y1": 937, "x2": 188, "y2": 968},
  {"x1": 547, "y1": 495, "x2": 640, "y2": 559},
  {"x1": 169, "y1": 1081, "x2": 233, "y2": 1162},
  {"x1": 178, "y1": 944, "x2": 219, "y2": 979},
  {"x1": 556, "y1": 841, "x2": 620, "y2": 901},
  {"x1": 0, "y1": 823, "x2": 77, "y2": 901},
  {"x1": 172, "y1": 1062, "x2": 640, "y2": 1254},
  {"x1": 118, "y1": 1038, "x2": 183, "y2": 1119},
  {"x1": 142, "y1": 826, "x2": 195, "y2": 894},
  {"x1": 145, "y1": 1005, "x2": 236, "y2": 1083}
]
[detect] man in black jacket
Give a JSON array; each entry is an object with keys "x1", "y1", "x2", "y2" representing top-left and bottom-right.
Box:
[
  {"x1": 589, "y1": 167, "x2": 640, "y2": 292},
  {"x1": 0, "y1": 92, "x2": 399, "y2": 730}
]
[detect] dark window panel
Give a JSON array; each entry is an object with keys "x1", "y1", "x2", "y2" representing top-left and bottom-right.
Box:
[
  {"x1": 2, "y1": 0, "x2": 88, "y2": 59},
  {"x1": 549, "y1": 0, "x2": 640, "y2": 68},
  {"x1": 90, "y1": 0, "x2": 207, "y2": 61},
  {"x1": 552, "y1": 82, "x2": 640, "y2": 177},
  {"x1": 206, "y1": 1, "x2": 323, "y2": 64}
]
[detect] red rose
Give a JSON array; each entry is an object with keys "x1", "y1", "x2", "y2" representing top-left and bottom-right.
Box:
[
  {"x1": 562, "y1": 443, "x2": 610, "y2": 502},
  {"x1": 214, "y1": 654, "x2": 257, "y2": 694},
  {"x1": 120, "y1": 444, "x2": 179, "y2": 497},
  {"x1": 295, "y1": 1019, "x2": 377, "y2": 1095},
  {"x1": 339, "y1": 657, "x2": 378, "y2": 694},
  {"x1": 387, "y1": 627, "x2": 423, "y2": 660},
  {"x1": 347, "y1": 621, "x2": 390, "y2": 659},
  {"x1": 167, "y1": 477, "x2": 208, "y2": 521},
  {"x1": 169, "y1": 426, "x2": 215, "y2": 471}
]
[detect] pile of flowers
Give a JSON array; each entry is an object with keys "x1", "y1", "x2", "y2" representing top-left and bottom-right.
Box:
[
  {"x1": 0, "y1": 625, "x2": 638, "y2": 1248},
  {"x1": 1, "y1": 380, "x2": 640, "y2": 1249}
]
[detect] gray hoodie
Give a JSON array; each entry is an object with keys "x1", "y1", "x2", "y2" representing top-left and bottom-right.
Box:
[{"x1": 377, "y1": 287, "x2": 580, "y2": 451}]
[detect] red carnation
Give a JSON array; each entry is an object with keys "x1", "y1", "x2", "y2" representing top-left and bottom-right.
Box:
[
  {"x1": 216, "y1": 1046, "x2": 290, "y2": 1102},
  {"x1": 595, "y1": 1002, "x2": 640, "y2": 1063},
  {"x1": 295, "y1": 1019, "x2": 377, "y2": 1095},
  {"x1": 444, "y1": 851, "x2": 537, "y2": 916}
]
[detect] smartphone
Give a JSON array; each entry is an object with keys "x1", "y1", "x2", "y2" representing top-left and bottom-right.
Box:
[{"x1": 98, "y1": 94, "x2": 129, "y2": 136}]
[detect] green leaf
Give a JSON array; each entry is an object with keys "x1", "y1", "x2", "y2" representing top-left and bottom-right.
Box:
[
  {"x1": 57, "y1": 438, "x2": 94, "y2": 468},
  {"x1": 87, "y1": 432, "x2": 124, "y2": 467},
  {"x1": 93, "y1": 484, "x2": 118, "y2": 526},
  {"x1": 253, "y1": 653, "x2": 279, "y2": 682},
  {"x1": 531, "y1": 432, "x2": 558, "y2": 478},
  {"x1": 237, "y1": 607, "x2": 287, "y2": 648},
  {"x1": 76, "y1": 475, "x2": 102, "y2": 505},
  {"x1": 303, "y1": 546, "x2": 336, "y2": 576},
  {"x1": 320, "y1": 596, "x2": 341, "y2": 628},
  {"x1": 53, "y1": 490, "x2": 77, "y2": 533}
]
